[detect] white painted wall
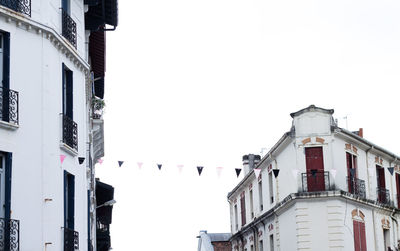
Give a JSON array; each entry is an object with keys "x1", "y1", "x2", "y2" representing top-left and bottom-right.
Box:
[{"x1": 0, "y1": 1, "x2": 91, "y2": 250}]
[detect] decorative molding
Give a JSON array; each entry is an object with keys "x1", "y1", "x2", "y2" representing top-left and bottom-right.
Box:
[
  {"x1": 382, "y1": 218, "x2": 390, "y2": 229},
  {"x1": 302, "y1": 138, "x2": 311, "y2": 145},
  {"x1": 315, "y1": 137, "x2": 325, "y2": 144}
]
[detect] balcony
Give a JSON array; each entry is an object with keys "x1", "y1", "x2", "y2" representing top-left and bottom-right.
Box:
[
  {"x1": 61, "y1": 8, "x2": 77, "y2": 48},
  {"x1": 0, "y1": 218, "x2": 20, "y2": 251},
  {"x1": 301, "y1": 171, "x2": 332, "y2": 192},
  {"x1": 0, "y1": 0, "x2": 31, "y2": 16},
  {"x1": 63, "y1": 227, "x2": 79, "y2": 251},
  {"x1": 62, "y1": 114, "x2": 78, "y2": 152},
  {"x1": 346, "y1": 176, "x2": 366, "y2": 199},
  {"x1": 0, "y1": 87, "x2": 18, "y2": 126},
  {"x1": 377, "y1": 187, "x2": 391, "y2": 206}
]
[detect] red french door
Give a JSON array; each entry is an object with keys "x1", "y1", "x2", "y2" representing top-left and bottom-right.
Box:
[
  {"x1": 376, "y1": 166, "x2": 386, "y2": 203},
  {"x1": 347, "y1": 152, "x2": 357, "y2": 193},
  {"x1": 305, "y1": 147, "x2": 325, "y2": 191}
]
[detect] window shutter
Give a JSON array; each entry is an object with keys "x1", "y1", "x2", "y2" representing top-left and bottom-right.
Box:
[
  {"x1": 360, "y1": 222, "x2": 367, "y2": 251},
  {"x1": 4, "y1": 152, "x2": 12, "y2": 221},
  {"x1": 68, "y1": 174, "x2": 75, "y2": 229},
  {"x1": 353, "y1": 220, "x2": 360, "y2": 251},
  {"x1": 64, "y1": 170, "x2": 67, "y2": 228},
  {"x1": 66, "y1": 70, "x2": 73, "y2": 119},
  {"x1": 240, "y1": 196, "x2": 246, "y2": 226},
  {"x1": 3, "y1": 32, "x2": 9, "y2": 90}
]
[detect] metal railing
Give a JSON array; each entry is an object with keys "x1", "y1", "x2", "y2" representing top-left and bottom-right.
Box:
[
  {"x1": 346, "y1": 176, "x2": 366, "y2": 199},
  {"x1": 0, "y1": 0, "x2": 31, "y2": 16},
  {"x1": 63, "y1": 227, "x2": 79, "y2": 251},
  {"x1": 62, "y1": 114, "x2": 78, "y2": 151},
  {"x1": 0, "y1": 218, "x2": 20, "y2": 251},
  {"x1": 61, "y1": 8, "x2": 77, "y2": 48},
  {"x1": 301, "y1": 171, "x2": 331, "y2": 192},
  {"x1": 377, "y1": 187, "x2": 391, "y2": 205},
  {"x1": 0, "y1": 87, "x2": 19, "y2": 125}
]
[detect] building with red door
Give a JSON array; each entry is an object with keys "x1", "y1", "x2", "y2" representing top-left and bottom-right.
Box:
[{"x1": 228, "y1": 105, "x2": 400, "y2": 251}]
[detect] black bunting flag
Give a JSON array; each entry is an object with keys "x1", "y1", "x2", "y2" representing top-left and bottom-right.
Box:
[
  {"x1": 388, "y1": 167, "x2": 394, "y2": 176},
  {"x1": 118, "y1": 161, "x2": 124, "y2": 167},
  {"x1": 78, "y1": 157, "x2": 85, "y2": 165},
  {"x1": 273, "y1": 169, "x2": 280, "y2": 178},
  {"x1": 197, "y1": 166, "x2": 204, "y2": 176},
  {"x1": 235, "y1": 168, "x2": 242, "y2": 177},
  {"x1": 157, "y1": 164, "x2": 162, "y2": 170}
]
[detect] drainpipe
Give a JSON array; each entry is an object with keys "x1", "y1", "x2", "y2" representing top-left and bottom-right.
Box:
[
  {"x1": 390, "y1": 208, "x2": 398, "y2": 250},
  {"x1": 251, "y1": 225, "x2": 258, "y2": 251},
  {"x1": 366, "y1": 146, "x2": 378, "y2": 251}
]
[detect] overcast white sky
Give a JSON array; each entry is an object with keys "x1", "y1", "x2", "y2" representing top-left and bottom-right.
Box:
[{"x1": 96, "y1": 0, "x2": 400, "y2": 250}]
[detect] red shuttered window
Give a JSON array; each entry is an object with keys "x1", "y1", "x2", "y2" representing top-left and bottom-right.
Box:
[{"x1": 353, "y1": 220, "x2": 367, "y2": 251}]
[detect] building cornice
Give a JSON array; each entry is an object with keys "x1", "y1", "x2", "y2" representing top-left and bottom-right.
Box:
[
  {"x1": 0, "y1": 6, "x2": 90, "y2": 75},
  {"x1": 230, "y1": 190, "x2": 400, "y2": 241},
  {"x1": 227, "y1": 132, "x2": 292, "y2": 200}
]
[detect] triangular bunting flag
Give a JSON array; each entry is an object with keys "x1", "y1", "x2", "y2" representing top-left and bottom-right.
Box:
[
  {"x1": 330, "y1": 169, "x2": 337, "y2": 178},
  {"x1": 197, "y1": 166, "x2": 204, "y2": 176},
  {"x1": 235, "y1": 168, "x2": 242, "y2": 177},
  {"x1": 254, "y1": 168, "x2": 261, "y2": 179},
  {"x1": 98, "y1": 158, "x2": 103, "y2": 164},
  {"x1": 137, "y1": 162, "x2": 143, "y2": 169},
  {"x1": 177, "y1": 164, "x2": 184, "y2": 173},
  {"x1": 216, "y1": 166, "x2": 223, "y2": 177},
  {"x1": 291, "y1": 169, "x2": 299, "y2": 179},
  {"x1": 78, "y1": 157, "x2": 85, "y2": 165},
  {"x1": 118, "y1": 161, "x2": 124, "y2": 167},
  {"x1": 60, "y1": 154, "x2": 66, "y2": 164},
  {"x1": 273, "y1": 169, "x2": 280, "y2": 178},
  {"x1": 157, "y1": 164, "x2": 162, "y2": 170},
  {"x1": 388, "y1": 167, "x2": 394, "y2": 176}
]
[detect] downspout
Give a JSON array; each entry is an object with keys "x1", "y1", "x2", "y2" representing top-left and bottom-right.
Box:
[
  {"x1": 366, "y1": 146, "x2": 378, "y2": 251},
  {"x1": 251, "y1": 225, "x2": 258, "y2": 251},
  {"x1": 390, "y1": 208, "x2": 398, "y2": 250}
]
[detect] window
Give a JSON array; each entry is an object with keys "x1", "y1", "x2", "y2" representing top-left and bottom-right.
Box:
[
  {"x1": 62, "y1": 0, "x2": 70, "y2": 13},
  {"x1": 352, "y1": 209, "x2": 367, "y2": 251},
  {"x1": 268, "y1": 172, "x2": 274, "y2": 204},
  {"x1": 258, "y1": 180, "x2": 263, "y2": 211},
  {"x1": 62, "y1": 64, "x2": 73, "y2": 119},
  {"x1": 376, "y1": 165, "x2": 388, "y2": 204},
  {"x1": 250, "y1": 189, "x2": 254, "y2": 218},
  {"x1": 259, "y1": 240, "x2": 263, "y2": 251},
  {"x1": 240, "y1": 193, "x2": 246, "y2": 226},
  {"x1": 234, "y1": 204, "x2": 238, "y2": 230},
  {"x1": 269, "y1": 234, "x2": 274, "y2": 251},
  {"x1": 0, "y1": 31, "x2": 13, "y2": 124},
  {"x1": 250, "y1": 245, "x2": 253, "y2": 251},
  {"x1": 64, "y1": 171, "x2": 75, "y2": 230},
  {"x1": 396, "y1": 173, "x2": 400, "y2": 208},
  {"x1": 0, "y1": 151, "x2": 12, "y2": 220}
]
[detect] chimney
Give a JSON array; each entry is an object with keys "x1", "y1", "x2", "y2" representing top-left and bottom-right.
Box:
[
  {"x1": 242, "y1": 154, "x2": 261, "y2": 175},
  {"x1": 358, "y1": 128, "x2": 363, "y2": 138}
]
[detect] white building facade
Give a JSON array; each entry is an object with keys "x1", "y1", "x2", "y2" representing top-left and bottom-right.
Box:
[
  {"x1": 0, "y1": 0, "x2": 117, "y2": 250},
  {"x1": 228, "y1": 105, "x2": 400, "y2": 251}
]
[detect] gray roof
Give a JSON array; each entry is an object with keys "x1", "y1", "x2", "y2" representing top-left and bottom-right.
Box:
[
  {"x1": 208, "y1": 233, "x2": 231, "y2": 242},
  {"x1": 290, "y1": 104, "x2": 334, "y2": 118}
]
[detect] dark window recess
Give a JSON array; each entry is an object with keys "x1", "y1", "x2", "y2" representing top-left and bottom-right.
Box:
[
  {"x1": 376, "y1": 166, "x2": 390, "y2": 204},
  {"x1": 396, "y1": 173, "x2": 400, "y2": 209},
  {"x1": 64, "y1": 171, "x2": 78, "y2": 251},
  {"x1": 96, "y1": 180, "x2": 114, "y2": 251},
  {"x1": 85, "y1": 0, "x2": 118, "y2": 31},
  {"x1": 0, "y1": 0, "x2": 31, "y2": 16},
  {"x1": 62, "y1": 64, "x2": 78, "y2": 151},
  {"x1": 0, "y1": 32, "x2": 18, "y2": 125},
  {"x1": 305, "y1": 147, "x2": 326, "y2": 191},
  {"x1": 240, "y1": 195, "x2": 246, "y2": 226}
]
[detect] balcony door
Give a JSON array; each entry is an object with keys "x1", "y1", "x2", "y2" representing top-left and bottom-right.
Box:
[
  {"x1": 376, "y1": 166, "x2": 386, "y2": 203},
  {"x1": 346, "y1": 152, "x2": 357, "y2": 193},
  {"x1": 62, "y1": 64, "x2": 73, "y2": 120},
  {"x1": 305, "y1": 147, "x2": 325, "y2": 191},
  {"x1": 396, "y1": 173, "x2": 400, "y2": 208}
]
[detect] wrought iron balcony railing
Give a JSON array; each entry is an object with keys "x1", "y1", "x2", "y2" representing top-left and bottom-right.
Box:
[
  {"x1": 63, "y1": 227, "x2": 79, "y2": 251},
  {"x1": 61, "y1": 8, "x2": 77, "y2": 48},
  {"x1": 377, "y1": 187, "x2": 391, "y2": 206},
  {"x1": 62, "y1": 114, "x2": 78, "y2": 152},
  {"x1": 346, "y1": 176, "x2": 366, "y2": 199},
  {"x1": 0, "y1": 218, "x2": 20, "y2": 251},
  {"x1": 301, "y1": 171, "x2": 332, "y2": 192},
  {"x1": 0, "y1": 87, "x2": 19, "y2": 125},
  {"x1": 0, "y1": 0, "x2": 31, "y2": 16}
]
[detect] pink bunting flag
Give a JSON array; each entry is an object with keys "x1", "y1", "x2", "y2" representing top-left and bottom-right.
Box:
[
  {"x1": 254, "y1": 168, "x2": 261, "y2": 179},
  {"x1": 177, "y1": 164, "x2": 184, "y2": 173},
  {"x1": 216, "y1": 166, "x2": 223, "y2": 177},
  {"x1": 330, "y1": 169, "x2": 337, "y2": 179},
  {"x1": 98, "y1": 158, "x2": 103, "y2": 164},
  {"x1": 137, "y1": 162, "x2": 143, "y2": 169},
  {"x1": 60, "y1": 154, "x2": 66, "y2": 164}
]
